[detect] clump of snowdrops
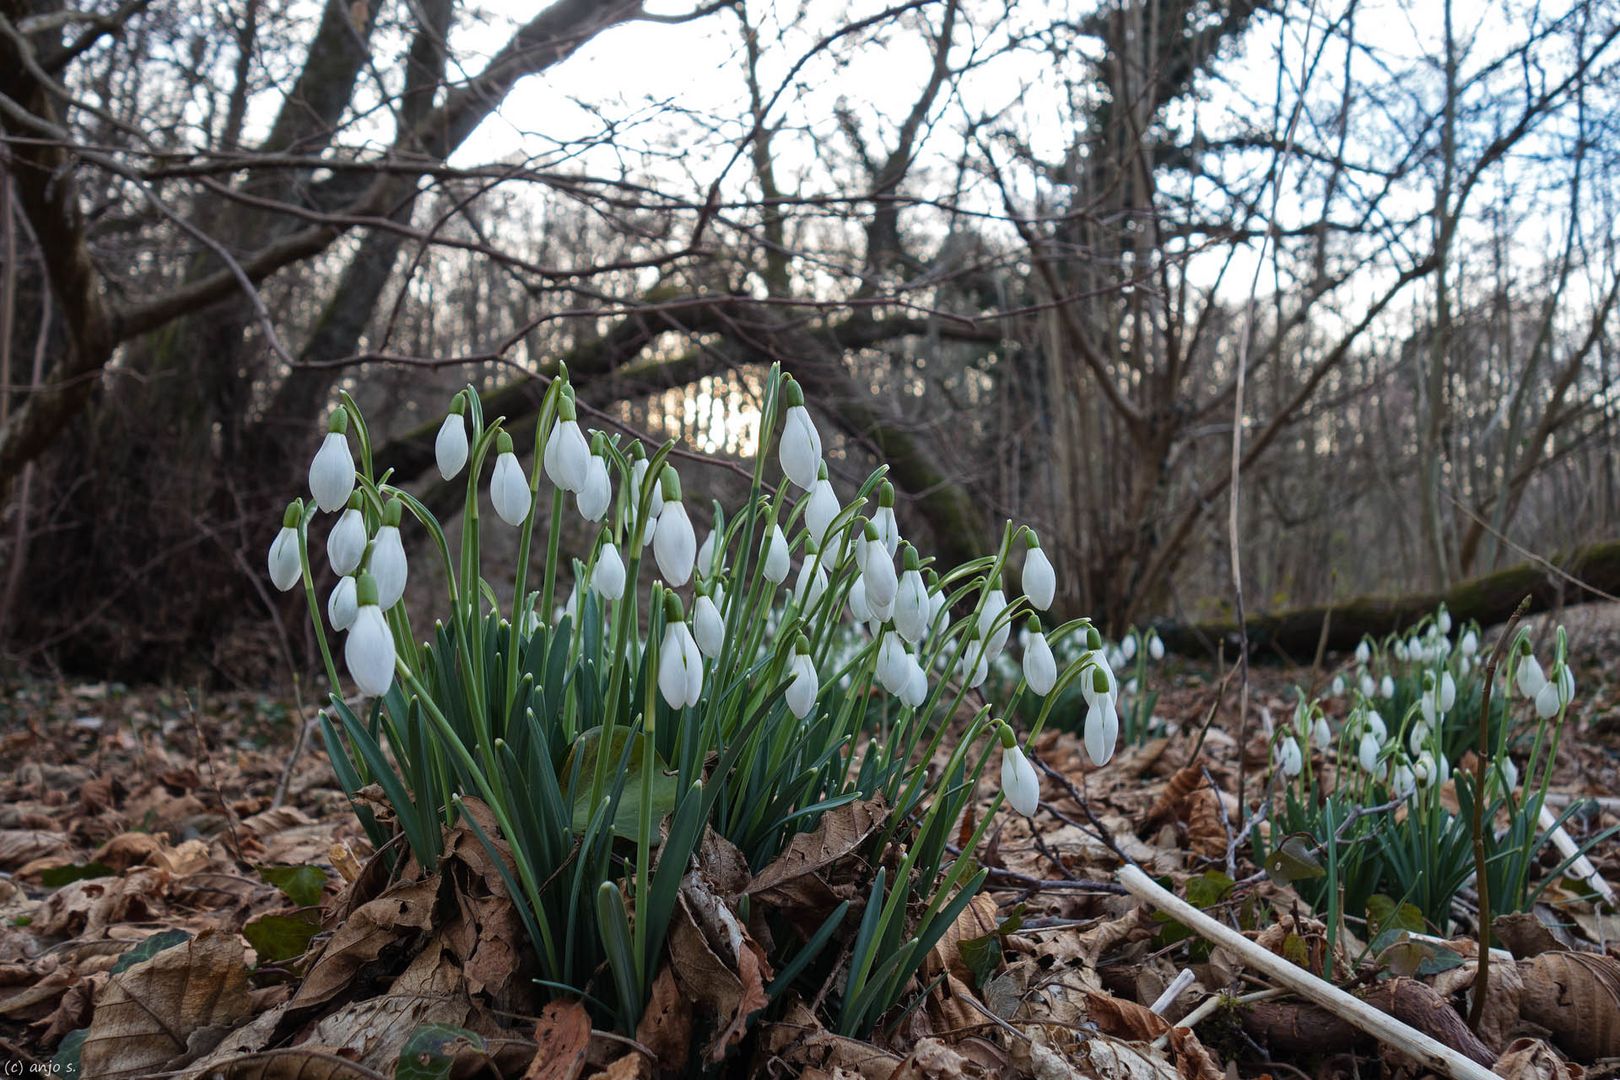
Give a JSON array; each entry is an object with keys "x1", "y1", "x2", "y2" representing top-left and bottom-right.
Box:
[
  {"x1": 1258, "y1": 605, "x2": 1608, "y2": 959},
  {"x1": 266, "y1": 364, "x2": 1119, "y2": 1039}
]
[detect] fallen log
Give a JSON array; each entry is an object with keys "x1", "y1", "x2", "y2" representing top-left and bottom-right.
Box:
[{"x1": 1156, "y1": 539, "x2": 1620, "y2": 660}]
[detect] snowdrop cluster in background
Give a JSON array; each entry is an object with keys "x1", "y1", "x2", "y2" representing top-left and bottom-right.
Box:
[
  {"x1": 1259, "y1": 603, "x2": 1600, "y2": 934},
  {"x1": 265, "y1": 364, "x2": 1116, "y2": 1039}
]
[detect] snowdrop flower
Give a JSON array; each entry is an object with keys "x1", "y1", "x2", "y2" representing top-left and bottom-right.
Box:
[
  {"x1": 786, "y1": 636, "x2": 819, "y2": 719},
  {"x1": 1312, "y1": 714, "x2": 1332, "y2": 751},
  {"x1": 1516, "y1": 652, "x2": 1546, "y2": 699},
  {"x1": 1360, "y1": 673, "x2": 1377, "y2": 697},
  {"x1": 371, "y1": 499, "x2": 408, "y2": 609},
  {"x1": 901, "y1": 659, "x2": 928, "y2": 708},
  {"x1": 893, "y1": 545, "x2": 930, "y2": 643},
  {"x1": 1379, "y1": 675, "x2": 1395, "y2": 698},
  {"x1": 1021, "y1": 531, "x2": 1055, "y2": 611},
  {"x1": 1330, "y1": 675, "x2": 1345, "y2": 697},
  {"x1": 1148, "y1": 632, "x2": 1165, "y2": 661},
  {"x1": 629, "y1": 447, "x2": 663, "y2": 548},
  {"x1": 762, "y1": 523, "x2": 790, "y2": 584},
  {"x1": 653, "y1": 468, "x2": 696, "y2": 586},
  {"x1": 1496, "y1": 756, "x2": 1520, "y2": 795},
  {"x1": 1023, "y1": 617, "x2": 1057, "y2": 696},
  {"x1": 490, "y1": 432, "x2": 532, "y2": 527},
  {"x1": 926, "y1": 572, "x2": 948, "y2": 633},
  {"x1": 697, "y1": 530, "x2": 718, "y2": 581},
  {"x1": 267, "y1": 503, "x2": 303, "y2": 592},
  {"x1": 658, "y1": 598, "x2": 704, "y2": 708},
  {"x1": 1439, "y1": 671, "x2": 1457, "y2": 713},
  {"x1": 577, "y1": 440, "x2": 613, "y2": 523},
  {"x1": 1276, "y1": 736, "x2": 1304, "y2": 778},
  {"x1": 1365, "y1": 709, "x2": 1387, "y2": 743},
  {"x1": 1412, "y1": 751, "x2": 1447, "y2": 788},
  {"x1": 1121, "y1": 633, "x2": 1137, "y2": 662},
  {"x1": 593, "y1": 538, "x2": 626, "y2": 601},
  {"x1": 999, "y1": 725, "x2": 1040, "y2": 815},
  {"x1": 794, "y1": 539, "x2": 829, "y2": 610},
  {"x1": 859, "y1": 520, "x2": 898, "y2": 612},
  {"x1": 805, "y1": 464, "x2": 840, "y2": 545},
  {"x1": 327, "y1": 495, "x2": 366, "y2": 576},
  {"x1": 777, "y1": 378, "x2": 822, "y2": 490},
  {"x1": 1357, "y1": 730, "x2": 1382, "y2": 774},
  {"x1": 543, "y1": 392, "x2": 590, "y2": 493},
  {"x1": 1393, "y1": 640, "x2": 1407, "y2": 662},
  {"x1": 692, "y1": 588, "x2": 725, "y2": 659},
  {"x1": 1437, "y1": 606, "x2": 1452, "y2": 635},
  {"x1": 877, "y1": 630, "x2": 912, "y2": 695},
  {"x1": 1534, "y1": 681, "x2": 1560, "y2": 719},
  {"x1": 1419, "y1": 686, "x2": 1437, "y2": 727},
  {"x1": 1556, "y1": 662, "x2": 1575, "y2": 705},
  {"x1": 328, "y1": 574, "x2": 358, "y2": 631},
  {"x1": 1460, "y1": 630, "x2": 1478, "y2": 657},
  {"x1": 871, "y1": 482, "x2": 901, "y2": 558},
  {"x1": 957, "y1": 632, "x2": 989, "y2": 689},
  {"x1": 848, "y1": 576, "x2": 874, "y2": 625},
  {"x1": 1355, "y1": 640, "x2": 1372, "y2": 665},
  {"x1": 1392, "y1": 759, "x2": 1417, "y2": 799},
  {"x1": 1084, "y1": 669, "x2": 1119, "y2": 766},
  {"x1": 435, "y1": 395, "x2": 469, "y2": 481},
  {"x1": 308, "y1": 411, "x2": 356, "y2": 513},
  {"x1": 344, "y1": 573, "x2": 395, "y2": 697},
  {"x1": 1408, "y1": 720, "x2": 1430, "y2": 756},
  {"x1": 978, "y1": 578, "x2": 1011, "y2": 661}
]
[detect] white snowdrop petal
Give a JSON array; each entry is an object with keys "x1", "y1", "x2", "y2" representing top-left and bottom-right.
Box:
[
  {"x1": 268, "y1": 526, "x2": 302, "y2": 592},
  {"x1": 654, "y1": 502, "x2": 696, "y2": 586},
  {"x1": 491, "y1": 452, "x2": 532, "y2": 526},
  {"x1": 1024, "y1": 633, "x2": 1057, "y2": 696},
  {"x1": 1085, "y1": 698, "x2": 1118, "y2": 766},
  {"x1": 345, "y1": 605, "x2": 396, "y2": 696},
  {"x1": 309, "y1": 432, "x2": 356, "y2": 512},
  {"x1": 593, "y1": 543, "x2": 626, "y2": 601},
  {"x1": 806, "y1": 479, "x2": 839, "y2": 544},
  {"x1": 1002, "y1": 746, "x2": 1039, "y2": 816},
  {"x1": 786, "y1": 655, "x2": 819, "y2": 719},
  {"x1": 763, "y1": 525, "x2": 790, "y2": 584},
  {"x1": 326, "y1": 508, "x2": 366, "y2": 576},
  {"x1": 577, "y1": 456, "x2": 612, "y2": 522},
  {"x1": 693, "y1": 596, "x2": 725, "y2": 658},
  {"x1": 435, "y1": 413, "x2": 468, "y2": 480},
  {"x1": 371, "y1": 525, "x2": 409, "y2": 609},
  {"x1": 328, "y1": 576, "x2": 358, "y2": 631},
  {"x1": 779, "y1": 406, "x2": 822, "y2": 490},
  {"x1": 1534, "y1": 681, "x2": 1560, "y2": 719}
]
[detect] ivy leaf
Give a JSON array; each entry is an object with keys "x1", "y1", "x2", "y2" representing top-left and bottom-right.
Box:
[
  {"x1": 1264, "y1": 834, "x2": 1325, "y2": 885},
  {"x1": 395, "y1": 1024, "x2": 488, "y2": 1080},
  {"x1": 244, "y1": 912, "x2": 321, "y2": 965},
  {"x1": 1185, "y1": 870, "x2": 1235, "y2": 909},
  {"x1": 40, "y1": 861, "x2": 114, "y2": 888},
  {"x1": 260, "y1": 864, "x2": 328, "y2": 908},
  {"x1": 111, "y1": 929, "x2": 192, "y2": 975}
]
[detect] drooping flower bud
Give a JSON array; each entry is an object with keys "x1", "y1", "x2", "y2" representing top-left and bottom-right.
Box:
[
  {"x1": 1276, "y1": 735, "x2": 1303, "y2": 778},
  {"x1": 786, "y1": 636, "x2": 819, "y2": 719},
  {"x1": 577, "y1": 435, "x2": 612, "y2": 522},
  {"x1": 1516, "y1": 652, "x2": 1546, "y2": 699},
  {"x1": 1365, "y1": 708, "x2": 1387, "y2": 743},
  {"x1": 308, "y1": 412, "x2": 356, "y2": 513},
  {"x1": 1355, "y1": 640, "x2": 1371, "y2": 665},
  {"x1": 848, "y1": 575, "x2": 874, "y2": 625},
  {"x1": 1084, "y1": 694, "x2": 1119, "y2": 766},
  {"x1": 653, "y1": 467, "x2": 696, "y2": 586},
  {"x1": 778, "y1": 378, "x2": 823, "y2": 490},
  {"x1": 1312, "y1": 714, "x2": 1332, "y2": 751},
  {"x1": 876, "y1": 630, "x2": 911, "y2": 695},
  {"x1": 629, "y1": 445, "x2": 663, "y2": 549},
  {"x1": 763, "y1": 523, "x2": 790, "y2": 584},
  {"x1": 328, "y1": 574, "x2": 358, "y2": 630},
  {"x1": 900, "y1": 657, "x2": 928, "y2": 708},
  {"x1": 268, "y1": 502, "x2": 303, "y2": 591},
  {"x1": 1148, "y1": 631, "x2": 1165, "y2": 661},
  {"x1": 871, "y1": 482, "x2": 900, "y2": 558},
  {"x1": 1460, "y1": 630, "x2": 1478, "y2": 657},
  {"x1": 1358, "y1": 730, "x2": 1381, "y2": 773},
  {"x1": 345, "y1": 572, "x2": 395, "y2": 696},
  {"x1": 1534, "y1": 680, "x2": 1560, "y2": 719},
  {"x1": 805, "y1": 463, "x2": 839, "y2": 545},
  {"x1": 327, "y1": 493, "x2": 366, "y2": 576},
  {"x1": 1379, "y1": 675, "x2": 1394, "y2": 698},
  {"x1": 435, "y1": 394, "x2": 469, "y2": 481},
  {"x1": 490, "y1": 432, "x2": 532, "y2": 527},
  {"x1": 859, "y1": 520, "x2": 898, "y2": 613},
  {"x1": 1022, "y1": 531, "x2": 1055, "y2": 611},
  {"x1": 978, "y1": 578, "x2": 1010, "y2": 661},
  {"x1": 371, "y1": 499, "x2": 408, "y2": 609},
  {"x1": 543, "y1": 392, "x2": 590, "y2": 493},
  {"x1": 693, "y1": 588, "x2": 725, "y2": 659},
  {"x1": 593, "y1": 538, "x2": 626, "y2": 601},
  {"x1": 999, "y1": 725, "x2": 1040, "y2": 815},
  {"x1": 658, "y1": 595, "x2": 703, "y2": 708},
  {"x1": 892, "y1": 545, "x2": 929, "y2": 644},
  {"x1": 1439, "y1": 671, "x2": 1457, "y2": 713},
  {"x1": 1023, "y1": 617, "x2": 1056, "y2": 696},
  {"x1": 1436, "y1": 605, "x2": 1452, "y2": 635},
  {"x1": 795, "y1": 538, "x2": 829, "y2": 610}
]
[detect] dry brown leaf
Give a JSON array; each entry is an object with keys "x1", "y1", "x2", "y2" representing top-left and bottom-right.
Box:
[
  {"x1": 1183, "y1": 787, "x2": 1226, "y2": 860},
  {"x1": 1432, "y1": 951, "x2": 1524, "y2": 1052},
  {"x1": 0, "y1": 829, "x2": 76, "y2": 870},
  {"x1": 1085, "y1": 988, "x2": 1171, "y2": 1041},
  {"x1": 670, "y1": 874, "x2": 771, "y2": 1062},
  {"x1": 757, "y1": 1000, "x2": 903, "y2": 1080},
  {"x1": 890, "y1": 1037, "x2": 972, "y2": 1080},
  {"x1": 289, "y1": 875, "x2": 439, "y2": 1012},
  {"x1": 1493, "y1": 1037, "x2": 1585, "y2": 1079},
  {"x1": 746, "y1": 797, "x2": 886, "y2": 928},
  {"x1": 1142, "y1": 758, "x2": 1206, "y2": 834},
  {"x1": 33, "y1": 867, "x2": 169, "y2": 937},
  {"x1": 198, "y1": 1047, "x2": 382, "y2": 1079},
  {"x1": 82, "y1": 927, "x2": 252, "y2": 1079},
  {"x1": 1519, "y1": 951, "x2": 1620, "y2": 1061},
  {"x1": 924, "y1": 893, "x2": 999, "y2": 986},
  {"x1": 1363, "y1": 978, "x2": 1495, "y2": 1069},
  {"x1": 524, "y1": 1000, "x2": 592, "y2": 1080},
  {"x1": 636, "y1": 965, "x2": 693, "y2": 1075}
]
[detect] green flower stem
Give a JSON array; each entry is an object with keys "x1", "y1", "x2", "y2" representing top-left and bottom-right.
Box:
[{"x1": 294, "y1": 502, "x2": 341, "y2": 693}]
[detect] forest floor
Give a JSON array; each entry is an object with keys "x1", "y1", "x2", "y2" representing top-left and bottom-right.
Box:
[{"x1": 2, "y1": 611, "x2": 1619, "y2": 1079}]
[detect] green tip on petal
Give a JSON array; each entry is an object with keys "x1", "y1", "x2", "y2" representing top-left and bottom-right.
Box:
[
  {"x1": 878, "y1": 481, "x2": 895, "y2": 507},
  {"x1": 1025, "y1": 529, "x2": 1040, "y2": 549},
  {"x1": 925, "y1": 569, "x2": 940, "y2": 587},
  {"x1": 496, "y1": 431, "x2": 515, "y2": 455},
  {"x1": 355, "y1": 572, "x2": 380, "y2": 607},
  {"x1": 327, "y1": 410, "x2": 349, "y2": 434},
  {"x1": 861, "y1": 518, "x2": 878, "y2": 541},
  {"x1": 783, "y1": 377, "x2": 805, "y2": 408},
  {"x1": 449, "y1": 392, "x2": 467, "y2": 416},
  {"x1": 629, "y1": 441, "x2": 646, "y2": 461},
  {"x1": 347, "y1": 491, "x2": 363, "y2": 510},
  {"x1": 902, "y1": 543, "x2": 920, "y2": 571},
  {"x1": 660, "y1": 465, "x2": 682, "y2": 503},
  {"x1": 557, "y1": 360, "x2": 570, "y2": 384},
  {"x1": 816, "y1": 461, "x2": 829, "y2": 481},
  {"x1": 804, "y1": 536, "x2": 820, "y2": 555},
  {"x1": 1027, "y1": 614, "x2": 1043, "y2": 633},
  {"x1": 794, "y1": 633, "x2": 811, "y2": 654},
  {"x1": 282, "y1": 501, "x2": 303, "y2": 528},
  {"x1": 1092, "y1": 667, "x2": 1109, "y2": 694},
  {"x1": 1087, "y1": 626, "x2": 1103, "y2": 650},
  {"x1": 383, "y1": 498, "x2": 403, "y2": 527},
  {"x1": 590, "y1": 430, "x2": 607, "y2": 454},
  {"x1": 557, "y1": 393, "x2": 578, "y2": 422},
  {"x1": 663, "y1": 592, "x2": 685, "y2": 622},
  {"x1": 997, "y1": 722, "x2": 1016, "y2": 749}
]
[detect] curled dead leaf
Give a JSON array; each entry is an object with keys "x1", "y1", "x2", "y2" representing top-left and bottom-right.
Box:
[
  {"x1": 1519, "y1": 951, "x2": 1620, "y2": 1061},
  {"x1": 288, "y1": 875, "x2": 439, "y2": 1012},
  {"x1": 1493, "y1": 1037, "x2": 1585, "y2": 1079},
  {"x1": 746, "y1": 797, "x2": 886, "y2": 932},
  {"x1": 524, "y1": 999, "x2": 592, "y2": 1080}
]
